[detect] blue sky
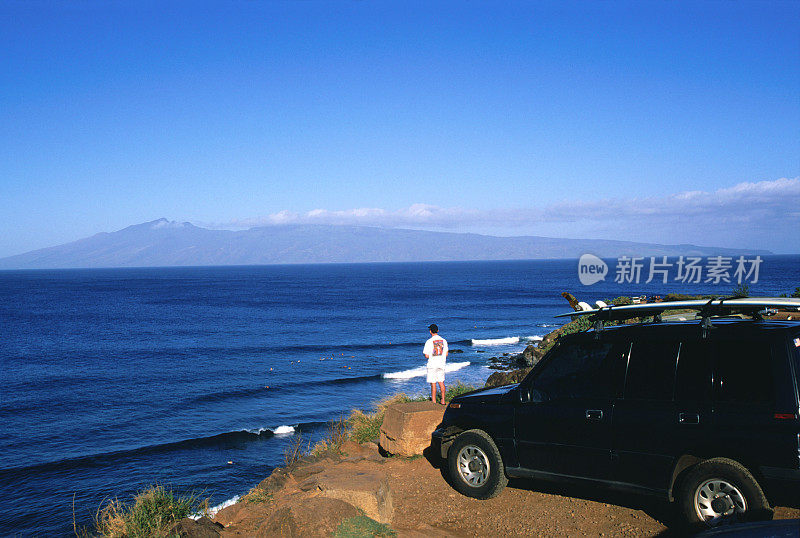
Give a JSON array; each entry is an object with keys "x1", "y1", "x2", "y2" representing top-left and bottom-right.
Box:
[{"x1": 1, "y1": 0, "x2": 798, "y2": 257}]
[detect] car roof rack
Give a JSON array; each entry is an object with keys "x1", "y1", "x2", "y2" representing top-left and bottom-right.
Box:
[{"x1": 554, "y1": 297, "x2": 800, "y2": 338}]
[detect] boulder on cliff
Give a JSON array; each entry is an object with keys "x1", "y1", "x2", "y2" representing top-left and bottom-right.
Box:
[
  {"x1": 256, "y1": 467, "x2": 289, "y2": 494},
  {"x1": 484, "y1": 367, "x2": 531, "y2": 388},
  {"x1": 257, "y1": 497, "x2": 361, "y2": 537},
  {"x1": 379, "y1": 401, "x2": 446, "y2": 457},
  {"x1": 298, "y1": 465, "x2": 394, "y2": 524}
]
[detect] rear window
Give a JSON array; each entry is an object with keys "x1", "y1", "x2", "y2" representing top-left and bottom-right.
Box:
[
  {"x1": 715, "y1": 340, "x2": 773, "y2": 404},
  {"x1": 792, "y1": 333, "x2": 800, "y2": 400},
  {"x1": 624, "y1": 340, "x2": 680, "y2": 400},
  {"x1": 675, "y1": 340, "x2": 713, "y2": 403}
]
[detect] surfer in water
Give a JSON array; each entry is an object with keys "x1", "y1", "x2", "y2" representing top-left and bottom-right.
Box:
[{"x1": 423, "y1": 324, "x2": 448, "y2": 404}]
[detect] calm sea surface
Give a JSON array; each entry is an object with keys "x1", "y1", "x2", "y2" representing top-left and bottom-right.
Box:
[{"x1": 1, "y1": 257, "x2": 798, "y2": 535}]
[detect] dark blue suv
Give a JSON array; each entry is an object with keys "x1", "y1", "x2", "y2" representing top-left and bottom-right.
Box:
[{"x1": 434, "y1": 319, "x2": 800, "y2": 528}]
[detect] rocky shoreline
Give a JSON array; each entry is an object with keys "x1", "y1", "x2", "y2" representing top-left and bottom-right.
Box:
[
  {"x1": 129, "y1": 306, "x2": 800, "y2": 536},
  {"x1": 165, "y1": 324, "x2": 576, "y2": 537},
  {"x1": 178, "y1": 436, "x2": 800, "y2": 538}
]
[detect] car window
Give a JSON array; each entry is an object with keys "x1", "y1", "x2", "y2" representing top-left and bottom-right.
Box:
[
  {"x1": 530, "y1": 340, "x2": 619, "y2": 400},
  {"x1": 715, "y1": 340, "x2": 773, "y2": 404},
  {"x1": 624, "y1": 340, "x2": 680, "y2": 401},
  {"x1": 675, "y1": 340, "x2": 713, "y2": 403},
  {"x1": 793, "y1": 334, "x2": 800, "y2": 401}
]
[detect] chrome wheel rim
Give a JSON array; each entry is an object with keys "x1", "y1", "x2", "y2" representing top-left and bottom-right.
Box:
[
  {"x1": 694, "y1": 478, "x2": 747, "y2": 526},
  {"x1": 457, "y1": 444, "x2": 490, "y2": 487}
]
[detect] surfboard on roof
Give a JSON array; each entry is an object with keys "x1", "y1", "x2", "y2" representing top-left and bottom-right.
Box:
[{"x1": 554, "y1": 297, "x2": 800, "y2": 321}]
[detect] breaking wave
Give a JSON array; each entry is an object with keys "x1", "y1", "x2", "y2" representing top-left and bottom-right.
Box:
[
  {"x1": 471, "y1": 336, "x2": 520, "y2": 346},
  {"x1": 470, "y1": 335, "x2": 543, "y2": 346},
  {"x1": 382, "y1": 361, "x2": 471, "y2": 380},
  {"x1": 0, "y1": 422, "x2": 327, "y2": 479}
]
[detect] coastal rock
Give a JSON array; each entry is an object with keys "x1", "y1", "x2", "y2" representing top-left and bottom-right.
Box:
[
  {"x1": 449, "y1": 348, "x2": 464, "y2": 353},
  {"x1": 256, "y1": 497, "x2": 359, "y2": 537},
  {"x1": 301, "y1": 465, "x2": 394, "y2": 524},
  {"x1": 339, "y1": 440, "x2": 384, "y2": 462},
  {"x1": 168, "y1": 516, "x2": 223, "y2": 537},
  {"x1": 339, "y1": 440, "x2": 374, "y2": 458},
  {"x1": 508, "y1": 343, "x2": 538, "y2": 367},
  {"x1": 485, "y1": 368, "x2": 531, "y2": 388},
  {"x1": 290, "y1": 461, "x2": 328, "y2": 480},
  {"x1": 256, "y1": 468, "x2": 289, "y2": 494},
  {"x1": 379, "y1": 401, "x2": 446, "y2": 457},
  {"x1": 215, "y1": 501, "x2": 273, "y2": 530}
]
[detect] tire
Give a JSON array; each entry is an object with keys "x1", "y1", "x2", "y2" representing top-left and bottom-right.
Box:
[
  {"x1": 675, "y1": 457, "x2": 772, "y2": 529},
  {"x1": 447, "y1": 429, "x2": 508, "y2": 499}
]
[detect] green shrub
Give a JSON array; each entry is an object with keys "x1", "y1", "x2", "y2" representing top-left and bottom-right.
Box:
[
  {"x1": 609, "y1": 296, "x2": 633, "y2": 306},
  {"x1": 243, "y1": 487, "x2": 273, "y2": 504},
  {"x1": 791, "y1": 287, "x2": 800, "y2": 298},
  {"x1": 95, "y1": 485, "x2": 206, "y2": 538},
  {"x1": 662, "y1": 293, "x2": 715, "y2": 302},
  {"x1": 444, "y1": 381, "x2": 475, "y2": 401},
  {"x1": 347, "y1": 409, "x2": 384, "y2": 444},
  {"x1": 731, "y1": 283, "x2": 749, "y2": 297},
  {"x1": 333, "y1": 515, "x2": 396, "y2": 537},
  {"x1": 346, "y1": 393, "x2": 415, "y2": 444}
]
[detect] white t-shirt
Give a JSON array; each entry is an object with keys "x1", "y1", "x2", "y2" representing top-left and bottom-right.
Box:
[{"x1": 423, "y1": 334, "x2": 448, "y2": 369}]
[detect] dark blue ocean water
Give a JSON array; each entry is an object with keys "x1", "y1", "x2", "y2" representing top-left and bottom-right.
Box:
[{"x1": 1, "y1": 257, "x2": 798, "y2": 536}]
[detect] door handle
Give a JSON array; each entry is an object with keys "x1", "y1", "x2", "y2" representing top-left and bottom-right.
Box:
[
  {"x1": 678, "y1": 412, "x2": 700, "y2": 425},
  {"x1": 586, "y1": 409, "x2": 603, "y2": 421}
]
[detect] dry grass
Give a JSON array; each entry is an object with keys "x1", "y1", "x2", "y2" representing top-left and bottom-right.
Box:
[
  {"x1": 347, "y1": 393, "x2": 421, "y2": 444},
  {"x1": 310, "y1": 414, "x2": 351, "y2": 458},
  {"x1": 243, "y1": 487, "x2": 273, "y2": 504},
  {"x1": 283, "y1": 433, "x2": 312, "y2": 470},
  {"x1": 94, "y1": 484, "x2": 206, "y2": 537}
]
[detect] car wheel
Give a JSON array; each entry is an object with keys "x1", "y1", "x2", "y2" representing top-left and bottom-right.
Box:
[
  {"x1": 676, "y1": 458, "x2": 772, "y2": 529},
  {"x1": 447, "y1": 429, "x2": 508, "y2": 499}
]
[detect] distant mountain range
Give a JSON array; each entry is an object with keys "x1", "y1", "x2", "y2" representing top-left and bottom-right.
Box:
[{"x1": 0, "y1": 219, "x2": 772, "y2": 269}]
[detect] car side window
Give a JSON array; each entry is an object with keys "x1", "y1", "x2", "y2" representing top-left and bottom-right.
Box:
[
  {"x1": 624, "y1": 340, "x2": 680, "y2": 401},
  {"x1": 792, "y1": 334, "x2": 800, "y2": 398},
  {"x1": 530, "y1": 340, "x2": 618, "y2": 400},
  {"x1": 675, "y1": 340, "x2": 713, "y2": 403},
  {"x1": 715, "y1": 340, "x2": 773, "y2": 404}
]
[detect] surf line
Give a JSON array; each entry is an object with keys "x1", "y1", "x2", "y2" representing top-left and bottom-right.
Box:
[{"x1": 382, "y1": 361, "x2": 470, "y2": 380}]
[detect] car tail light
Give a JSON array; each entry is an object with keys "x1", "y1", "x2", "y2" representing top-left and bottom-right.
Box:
[
  {"x1": 774, "y1": 413, "x2": 798, "y2": 419},
  {"x1": 449, "y1": 403, "x2": 461, "y2": 409}
]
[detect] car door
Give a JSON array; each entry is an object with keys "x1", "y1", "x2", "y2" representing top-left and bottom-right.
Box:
[
  {"x1": 612, "y1": 336, "x2": 713, "y2": 491},
  {"x1": 514, "y1": 335, "x2": 627, "y2": 481},
  {"x1": 710, "y1": 336, "x2": 789, "y2": 468}
]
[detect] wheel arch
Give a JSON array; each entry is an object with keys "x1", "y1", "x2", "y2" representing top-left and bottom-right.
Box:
[
  {"x1": 668, "y1": 455, "x2": 703, "y2": 501},
  {"x1": 669, "y1": 454, "x2": 768, "y2": 503}
]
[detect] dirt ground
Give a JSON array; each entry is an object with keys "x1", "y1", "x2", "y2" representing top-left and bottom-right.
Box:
[
  {"x1": 387, "y1": 456, "x2": 800, "y2": 537},
  {"x1": 217, "y1": 446, "x2": 800, "y2": 537}
]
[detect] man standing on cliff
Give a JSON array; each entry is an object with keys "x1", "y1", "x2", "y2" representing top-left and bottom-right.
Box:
[{"x1": 423, "y1": 324, "x2": 448, "y2": 404}]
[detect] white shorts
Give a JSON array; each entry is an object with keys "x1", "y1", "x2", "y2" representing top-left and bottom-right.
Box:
[{"x1": 427, "y1": 367, "x2": 445, "y2": 383}]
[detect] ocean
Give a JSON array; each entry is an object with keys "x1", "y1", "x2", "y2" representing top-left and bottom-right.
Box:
[{"x1": 1, "y1": 256, "x2": 798, "y2": 536}]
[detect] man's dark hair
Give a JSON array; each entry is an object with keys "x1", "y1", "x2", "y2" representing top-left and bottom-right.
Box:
[{"x1": 428, "y1": 324, "x2": 438, "y2": 333}]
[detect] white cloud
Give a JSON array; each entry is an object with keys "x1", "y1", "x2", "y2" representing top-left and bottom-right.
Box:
[{"x1": 223, "y1": 177, "x2": 799, "y2": 232}]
